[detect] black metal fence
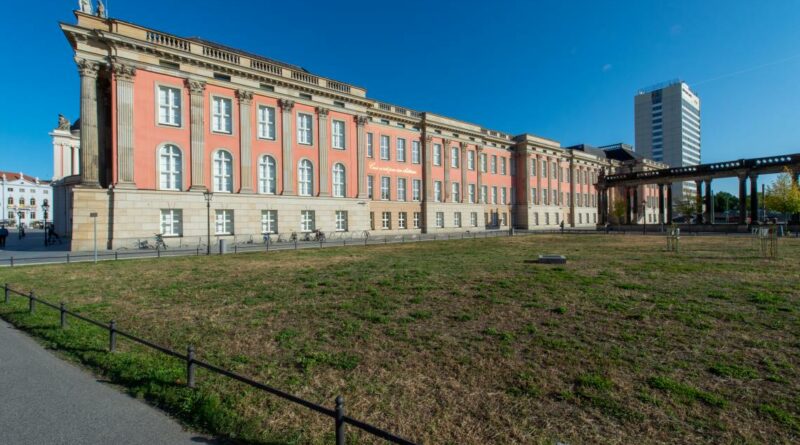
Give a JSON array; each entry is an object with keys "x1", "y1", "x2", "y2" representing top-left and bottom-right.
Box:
[
  {"x1": 2, "y1": 229, "x2": 514, "y2": 267},
  {"x1": 1, "y1": 284, "x2": 417, "y2": 445}
]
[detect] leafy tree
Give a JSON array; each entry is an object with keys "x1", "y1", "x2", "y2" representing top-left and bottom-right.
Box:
[
  {"x1": 675, "y1": 198, "x2": 701, "y2": 220},
  {"x1": 611, "y1": 199, "x2": 626, "y2": 224},
  {"x1": 713, "y1": 191, "x2": 739, "y2": 213},
  {"x1": 764, "y1": 168, "x2": 800, "y2": 215}
]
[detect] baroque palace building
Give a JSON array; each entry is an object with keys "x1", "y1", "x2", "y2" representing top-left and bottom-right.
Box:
[{"x1": 57, "y1": 10, "x2": 665, "y2": 251}]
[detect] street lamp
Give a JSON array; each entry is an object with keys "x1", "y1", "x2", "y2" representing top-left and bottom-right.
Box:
[
  {"x1": 203, "y1": 190, "x2": 213, "y2": 255},
  {"x1": 42, "y1": 201, "x2": 50, "y2": 246}
]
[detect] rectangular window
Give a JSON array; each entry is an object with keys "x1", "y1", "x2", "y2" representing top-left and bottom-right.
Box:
[
  {"x1": 501, "y1": 212, "x2": 507, "y2": 226},
  {"x1": 543, "y1": 189, "x2": 548, "y2": 205},
  {"x1": 481, "y1": 185, "x2": 488, "y2": 204},
  {"x1": 397, "y1": 178, "x2": 407, "y2": 201},
  {"x1": 411, "y1": 141, "x2": 421, "y2": 164},
  {"x1": 332, "y1": 120, "x2": 346, "y2": 149},
  {"x1": 367, "y1": 133, "x2": 374, "y2": 158},
  {"x1": 261, "y1": 210, "x2": 278, "y2": 234},
  {"x1": 480, "y1": 153, "x2": 487, "y2": 172},
  {"x1": 413, "y1": 212, "x2": 421, "y2": 229},
  {"x1": 215, "y1": 209, "x2": 233, "y2": 235},
  {"x1": 552, "y1": 163, "x2": 558, "y2": 178},
  {"x1": 257, "y1": 106, "x2": 276, "y2": 139},
  {"x1": 370, "y1": 212, "x2": 375, "y2": 230},
  {"x1": 381, "y1": 211, "x2": 391, "y2": 229},
  {"x1": 468, "y1": 184, "x2": 476, "y2": 203},
  {"x1": 532, "y1": 187, "x2": 537, "y2": 204},
  {"x1": 381, "y1": 176, "x2": 391, "y2": 200},
  {"x1": 380, "y1": 135, "x2": 390, "y2": 160},
  {"x1": 501, "y1": 187, "x2": 507, "y2": 205},
  {"x1": 412, "y1": 179, "x2": 421, "y2": 201},
  {"x1": 435, "y1": 212, "x2": 444, "y2": 228},
  {"x1": 500, "y1": 158, "x2": 507, "y2": 175},
  {"x1": 158, "y1": 86, "x2": 181, "y2": 126},
  {"x1": 531, "y1": 159, "x2": 537, "y2": 176},
  {"x1": 492, "y1": 186, "x2": 498, "y2": 204},
  {"x1": 396, "y1": 138, "x2": 406, "y2": 162},
  {"x1": 433, "y1": 144, "x2": 442, "y2": 166},
  {"x1": 454, "y1": 212, "x2": 461, "y2": 227},
  {"x1": 451, "y1": 147, "x2": 459, "y2": 168},
  {"x1": 470, "y1": 212, "x2": 478, "y2": 227},
  {"x1": 160, "y1": 209, "x2": 182, "y2": 236},
  {"x1": 434, "y1": 181, "x2": 442, "y2": 202},
  {"x1": 491, "y1": 155, "x2": 497, "y2": 174},
  {"x1": 452, "y1": 182, "x2": 460, "y2": 202},
  {"x1": 335, "y1": 210, "x2": 348, "y2": 231},
  {"x1": 367, "y1": 175, "x2": 374, "y2": 199},
  {"x1": 553, "y1": 190, "x2": 558, "y2": 205},
  {"x1": 300, "y1": 210, "x2": 315, "y2": 232},
  {"x1": 398, "y1": 212, "x2": 407, "y2": 229},
  {"x1": 212, "y1": 97, "x2": 232, "y2": 133},
  {"x1": 542, "y1": 160, "x2": 548, "y2": 178},
  {"x1": 297, "y1": 113, "x2": 313, "y2": 144},
  {"x1": 468, "y1": 151, "x2": 475, "y2": 170}
]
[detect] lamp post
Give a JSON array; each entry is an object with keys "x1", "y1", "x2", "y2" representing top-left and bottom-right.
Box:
[
  {"x1": 203, "y1": 190, "x2": 213, "y2": 255},
  {"x1": 42, "y1": 202, "x2": 50, "y2": 246}
]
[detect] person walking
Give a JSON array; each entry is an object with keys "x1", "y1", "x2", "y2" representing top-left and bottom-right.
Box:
[
  {"x1": 19, "y1": 224, "x2": 26, "y2": 240},
  {"x1": 559, "y1": 220, "x2": 565, "y2": 234},
  {"x1": 0, "y1": 225, "x2": 8, "y2": 248}
]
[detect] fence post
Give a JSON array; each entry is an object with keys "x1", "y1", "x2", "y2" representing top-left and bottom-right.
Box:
[
  {"x1": 60, "y1": 302, "x2": 67, "y2": 329},
  {"x1": 295, "y1": 239, "x2": 298, "y2": 250},
  {"x1": 4, "y1": 283, "x2": 8, "y2": 304},
  {"x1": 67, "y1": 253, "x2": 70, "y2": 264},
  {"x1": 320, "y1": 238, "x2": 323, "y2": 248},
  {"x1": 234, "y1": 244, "x2": 238, "y2": 254},
  {"x1": 335, "y1": 395, "x2": 345, "y2": 445},
  {"x1": 115, "y1": 251, "x2": 118, "y2": 261},
  {"x1": 187, "y1": 345, "x2": 196, "y2": 388},
  {"x1": 109, "y1": 320, "x2": 117, "y2": 352},
  {"x1": 157, "y1": 247, "x2": 161, "y2": 258},
  {"x1": 29, "y1": 291, "x2": 35, "y2": 313}
]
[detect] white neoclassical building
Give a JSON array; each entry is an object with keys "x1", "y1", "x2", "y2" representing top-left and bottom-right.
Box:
[{"x1": 1, "y1": 171, "x2": 53, "y2": 227}]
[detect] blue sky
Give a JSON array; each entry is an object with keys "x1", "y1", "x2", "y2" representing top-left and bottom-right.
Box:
[{"x1": 1, "y1": 0, "x2": 799, "y2": 193}]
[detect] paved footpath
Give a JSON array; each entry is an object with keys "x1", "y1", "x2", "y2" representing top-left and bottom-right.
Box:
[{"x1": 0, "y1": 319, "x2": 220, "y2": 444}]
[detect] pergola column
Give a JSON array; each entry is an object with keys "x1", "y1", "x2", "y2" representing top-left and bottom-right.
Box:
[
  {"x1": 632, "y1": 187, "x2": 639, "y2": 224},
  {"x1": 355, "y1": 115, "x2": 368, "y2": 199},
  {"x1": 695, "y1": 180, "x2": 704, "y2": 224},
  {"x1": 112, "y1": 60, "x2": 136, "y2": 187},
  {"x1": 624, "y1": 187, "x2": 631, "y2": 224},
  {"x1": 316, "y1": 107, "x2": 330, "y2": 197},
  {"x1": 738, "y1": 175, "x2": 748, "y2": 224},
  {"x1": 705, "y1": 179, "x2": 714, "y2": 224},
  {"x1": 750, "y1": 174, "x2": 759, "y2": 224},
  {"x1": 236, "y1": 89, "x2": 254, "y2": 193},
  {"x1": 76, "y1": 58, "x2": 102, "y2": 187},
  {"x1": 658, "y1": 184, "x2": 665, "y2": 224},
  {"x1": 666, "y1": 184, "x2": 673, "y2": 223},
  {"x1": 280, "y1": 99, "x2": 295, "y2": 195},
  {"x1": 792, "y1": 170, "x2": 800, "y2": 224},
  {"x1": 186, "y1": 79, "x2": 207, "y2": 191}
]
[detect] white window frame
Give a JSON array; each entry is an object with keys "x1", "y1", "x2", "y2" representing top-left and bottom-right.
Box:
[
  {"x1": 452, "y1": 182, "x2": 460, "y2": 203},
  {"x1": 381, "y1": 176, "x2": 391, "y2": 200},
  {"x1": 380, "y1": 135, "x2": 390, "y2": 160},
  {"x1": 468, "y1": 150, "x2": 475, "y2": 170},
  {"x1": 411, "y1": 141, "x2": 421, "y2": 164},
  {"x1": 211, "y1": 96, "x2": 233, "y2": 134},
  {"x1": 501, "y1": 187, "x2": 507, "y2": 205},
  {"x1": 397, "y1": 178, "x2": 407, "y2": 201},
  {"x1": 298, "y1": 159, "x2": 314, "y2": 196},
  {"x1": 367, "y1": 133, "x2": 374, "y2": 158},
  {"x1": 212, "y1": 150, "x2": 233, "y2": 193},
  {"x1": 367, "y1": 175, "x2": 374, "y2": 199},
  {"x1": 335, "y1": 210, "x2": 348, "y2": 232},
  {"x1": 480, "y1": 153, "x2": 487, "y2": 172},
  {"x1": 413, "y1": 212, "x2": 421, "y2": 229},
  {"x1": 470, "y1": 212, "x2": 478, "y2": 227},
  {"x1": 451, "y1": 147, "x2": 459, "y2": 168},
  {"x1": 434, "y1": 181, "x2": 442, "y2": 202},
  {"x1": 412, "y1": 179, "x2": 421, "y2": 201},
  {"x1": 468, "y1": 184, "x2": 475, "y2": 203},
  {"x1": 159, "y1": 144, "x2": 183, "y2": 191},
  {"x1": 433, "y1": 144, "x2": 442, "y2": 166},
  {"x1": 435, "y1": 212, "x2": 444, "y2": 228},
  {"x1": 258, "y1": 155, "x2": 277, "y2": 194},
  {"x1": 257, "y1": 105, "x2": 276, "y2": 140},
  {"x1": 261, "y1": 210, "x2": 278, "y2": 234},
  {"x1": 454, "y1": 212, "x2": 461, "y2": 227},
  {"x1": 398, "y1": 212, "x2": 407, "y2": 229},
  {"x1": 501, "y1": 158, "x2": 507, "y2": 175},
  {"x1": 297, "y1": 113, "x2": 314, "y2": 145},
  {"x1": 332, "y1": 163, "x2": 346, "y2": 197},
  {"x1": 491, "y1": 155, "x2": 497, "y2": 174},
  {"x1": 215, "y1": 209, "x2": 234, "y2": 235},
  {"x1": 157, "y1": 85, "x2": 181, "y2": 127},
  {"x1": 332, "y1": 120, "x2": 346, "y2": 149},
  {"x1": 396, "y1": 138, "x2": 406, "y2": 162},
  {"x1": 300, "y1": 210, "x2": 315, "y2": 232},
  {"x1": 160, "y1": 209, "x2": 182, "y2": 236},
  {"x1": 381, "y1": 211, "x2": 391, "y2": 230},
  {"x1": 492, "y1": 186, "x2": 498, "y2": 204},
  {"x1": 481, "y1": 185, "x2": 488, "y2": 204}
]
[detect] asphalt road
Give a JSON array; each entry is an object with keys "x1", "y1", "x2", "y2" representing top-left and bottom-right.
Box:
[{"x1": 0, "y1": 319, "x2": 219, "y2": 444}]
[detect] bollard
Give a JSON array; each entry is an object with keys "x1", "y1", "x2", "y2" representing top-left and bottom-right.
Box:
[
  {"x1": 4, "y1": 283, "x2": 8, "y2": 304},
  {"x1": 335, "y1": 396, "x2": 345, "y2": 445},
  {"x1": 115, "y1": 251, "x2": 118, "y2": 261},
  {"x1": 157, "y1": 247, "x2": 161, "y2": 258},
  {"x1": 187, "y1": 345, "x2": 196, "y2": 388},
  {"x1": 109, "y1": 320, "x2": 117, "y2": 352},
  {"x1": 29, "y1": 291, "x2": 35, "y2": 313},
  {"x1": 320, "y1": 238, "x2": 323, "y2": 248},
  {"x1": 67, "y1": 253, "x2": 70, "y2": 264},
  {"x1": 60, "y1": 302, "x2": 67, "y2": 329},
  {"x1": 234, "y1": 245, "x2": 238, "y2": 254}
]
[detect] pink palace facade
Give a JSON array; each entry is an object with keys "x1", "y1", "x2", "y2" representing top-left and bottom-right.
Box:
[{"x1": 56, "y1": 11, "x2": 665, "y2": 251}]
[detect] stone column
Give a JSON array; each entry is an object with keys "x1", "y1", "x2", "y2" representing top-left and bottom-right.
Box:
[
  {"x1": 633, "y1": 187, "x2": 639, "y2": 224},
  {"x1": 535, "y1": 155, "x2": 541, "y2": 206},
  {"x1": 738, "y1": 175, "x2": 748, "y2": 224},
  {"x1": 557, "y1": 160, "x2": 563, "y2": 208},
  {"x1": 750, "y1": 174, "x2": 758, "y2": 223},
  {"x1": 666, "y1": 185, "x2": 673, "y2": 223},
  {"x1": 186, "y1": 79, "x2": 207, "y2": 191},
  {"x1": 658, "y1": 184, "x2": 665, "y2": 224},
  {"x1": 356, "y1": 115, "x2": 368, "y2": 199},
  {"x1": 280, "y1": 99, "x2": 295, "y2": 195},
  {"x1": 316, "y1": 107, "x2": 330, "y2": 197},
  {"x1": 569, "y1": 163, "x2": 576, "y2": 226},
  {"x1": 424, "y1": 136, "x2": 434, "y2": 202},
  {"x1": 705, "y1": 179, "x2": 713, "y2": 224},
  {"x1": 695, "y1": 179, "x2": 704, "y2": 224},
  {"x1": 460, "y1": 142, "x2": 468, "y2": 203},
  {"x1": 76, "y1": 58, "x2": 102, "y2": 187},
  {"x1": 112, "y1": 61, "x2": 136, "y2": 188},
  {"x1": 442, "y1": 139, "x2": 450, "y2": 202},
  {"x1": 624, "y1": 187, "x2": 631, "y2": 224},
  {"x1": 236, "y1": 89, "x2": 254, "y2": 193},
  {"x1": 476, "y1": 146, "x2": 484, "y2": 203}
]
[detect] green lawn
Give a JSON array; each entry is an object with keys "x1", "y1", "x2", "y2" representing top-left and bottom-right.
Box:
[{"x1": 1, "y1": 234, "x2": 799, "y2": 444}]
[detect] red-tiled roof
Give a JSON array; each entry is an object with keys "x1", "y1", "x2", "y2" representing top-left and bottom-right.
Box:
[{"x1": 0, "y1": 171, "x2": 50, "y2": 184}]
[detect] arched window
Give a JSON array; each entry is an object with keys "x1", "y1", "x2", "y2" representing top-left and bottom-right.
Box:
[
  {"x1": 298, "y1": 160, "x2": 313, "y2": 196},
  {"x1": 43, "y1": 199, "x2": 49, "y2": 206},
  {"x1": 159, "y1": 144, "x2": 183, "y2": 190},
  {"x1": 258, "y1": 155, "x2": 277, "y2": 194},
  {"x1": 332, "y1": 163, "x2": 346, "y2": 197},
  {"x1": 19, "y1": 198, "x2": 25, "y2": 206},
  {"x1": 213, "y1": 150, "x2": 233, "y2": 192},
  {"x1": 30, "y1": 198, "x2": 36, "y2": 206},
  {"x1": 7, "y1": 197, "x2": 12, "y2": 205}
]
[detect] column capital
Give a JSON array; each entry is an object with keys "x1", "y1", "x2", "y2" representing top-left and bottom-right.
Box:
[
  {"x1": 185, "y1": 78, "x2": 206, "y2": 95},
  {"x1": 316, "y1": 106, "x2": 330, "y2": 117},
  {"x1": 441, "y1": 138, "x2": 450, "y2": 146},
  {"x1": 76, "y1": 58, "x2": 102, "y2": 78},
  {"x1": 236, "y1": 89, "x2": 253, "y2": 104},
  {"x1": 355, "y1": 115, "x2": 368, "y2": 127},
  {"x1": 424, "y1": 135, "x2": 433, "y2": 143},
  {"x1": 279, "y1": 99, "x2": 295, "y2": 111},
  {"x1": 476, "y1": 145, "x2": 484, "y2": 152},
  {"x1": 460, "y1": 141, "x2": 469, "y2": 149},
  {"x1": 110, "y1": 60, "x2": 136, "y2": 82}
]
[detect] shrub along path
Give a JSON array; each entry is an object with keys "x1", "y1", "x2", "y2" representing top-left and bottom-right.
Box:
[{"x1": 0, "y1": 234, "x2": 798, "y2": 444}]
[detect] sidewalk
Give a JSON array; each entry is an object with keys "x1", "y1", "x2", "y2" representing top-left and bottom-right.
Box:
[{"x1": 0, "y1": 319, "x2": 219, "y2": 444}]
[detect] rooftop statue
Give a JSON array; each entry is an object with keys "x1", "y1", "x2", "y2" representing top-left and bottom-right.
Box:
[
  {"x1": 57, "y1": 114, "x2": 71, "y2": 130},
  {"x1": 78, "y1": 0, "x2": 92, "y2": 14},
  {"x1": 97, "y1": 0, "x2": 107, "y2": 18}
]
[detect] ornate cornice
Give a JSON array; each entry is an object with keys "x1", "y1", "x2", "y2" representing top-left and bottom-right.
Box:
[
  {"x1": 236, "y1": 89, "x2": 254, "y2": 104},
  {"x1": 185, "y1": 78, "x2": 206, "y2": 95},
  {"x1": 76, "y1": 58, "x2": 102, "y2": 78},
  {"x1": 460, "y1": 141, "x2": 469, "y2": 150},
  {"x1": 316, "y1": 107, "x2": 330, "y2": 117},
  {"x1": 279, "y1": 99, "x2": 295, "y2": 112},
  {"x1": 111, "y1": 62, "x2": 136, "y2": 81},
  {"x1": 424, "y1": 135, "x2": 433, "y2": 143},
  {"x1": 355, "y1": 115, "x2": 368, "y2": 127}
]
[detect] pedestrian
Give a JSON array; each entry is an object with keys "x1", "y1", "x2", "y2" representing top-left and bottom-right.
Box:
[
  {"x1": 605, "y1": 222, "x2": 611, "y2": 234},
  {"x1": 559, "y1": 220, "x2": 565, "y2": 233},
  {"x1": 19, "y1": 224, "x2": 26, "y2": 239},
  {"x1": 0, "y1": 224, "x2": 8, "y2": 248}
]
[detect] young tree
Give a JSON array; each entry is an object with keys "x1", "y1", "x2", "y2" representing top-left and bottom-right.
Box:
[
  {"x1": 611, "y1": 199, "x2": 626, "y2": 224},
  {"x1": 675, "y1": 198, "x2": 701, "y2": 221},
  {"x1": 713, "y1": 191, "x2": 739, "y2": 213},
  {"x1": 764, "y1": 168, "x2": 800, "y2": 217}
]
